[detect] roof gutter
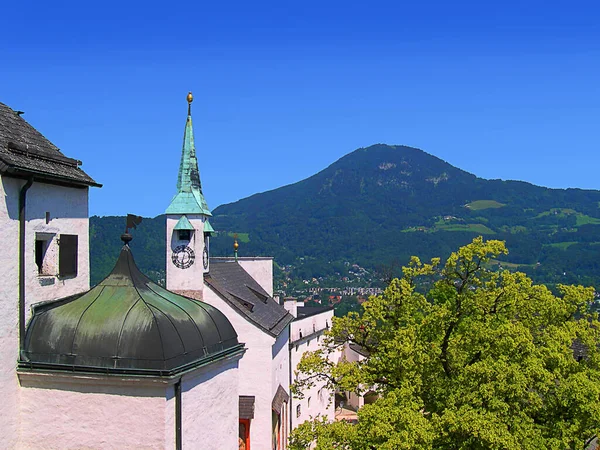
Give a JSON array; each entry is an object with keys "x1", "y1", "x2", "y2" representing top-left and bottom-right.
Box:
[
  {"x1": 175, "y1": 377, "x2": 182, "y2": 450},
  {"x1": 19, "y1": 177, "x2": 33, "y2": 352}
]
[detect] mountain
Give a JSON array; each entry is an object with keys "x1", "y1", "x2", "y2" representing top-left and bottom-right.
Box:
[{"x1": 91, "y1": 144, "x2": 600, "y2": 288}]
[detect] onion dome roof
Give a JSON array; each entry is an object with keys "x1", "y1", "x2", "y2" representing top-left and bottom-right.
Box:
[{"x1": 19, "y1": 241, "x2": 243, "y2": 376}]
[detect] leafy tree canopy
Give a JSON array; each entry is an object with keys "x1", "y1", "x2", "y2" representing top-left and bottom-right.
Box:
[{"x1": 291, "y1": 237, "x2": 600, "y2": 449}]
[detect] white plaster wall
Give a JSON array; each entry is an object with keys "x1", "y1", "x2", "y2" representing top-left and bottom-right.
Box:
[
  {"x1": 166, "y1": 214, "x2": 207, "y2": 293},
  {"x1": 237, "y1": 257, "x2": 274, "y2": 297},
  {"x1": 18, "y1": 374, "x2": 167, "y2": 449},
  {"x1": 290, "y1": 309, "x2": 338, "y2": 429},
  {"x1": 0, "y1": 176, "x2": 21, "y2": 450},
  {"x1": 181, "y1": 356, "x2": 240, "y2": 450},
  {"x1": 342, "y1": 343, "x2": 367, "y2": 410},
  {"x1": 272, "y1": 325, "x2": 291, "y2": 449},
  {"x1": 203, "y1": 285, "x2": 276, "y2": 450},
  {"x1": 272, "y1": 325, "x2": 290, "y2": 400},
  {"x1": 290, "y1": 309, "x2": 333, "y2": 343},
  {"x1": 0, "y1": 177, "x2": 90, "y2": 450},
  {"x1": 24, "y1": 181, "x2": 90, "y2": 323}
]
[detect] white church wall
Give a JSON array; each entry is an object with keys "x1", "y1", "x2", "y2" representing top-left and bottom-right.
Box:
[
  {"x1": 237, "y1": 257, "x2": 274, "y2": 297},
  {"x1": 181, "y1": 356, "x2": 240, "y2": 450},
  {"x1": 18, "y1": 373, "x2": 168, "y2": 449},
  {"x1": 203, "y1": 285, "x2": 277, "y2": 450},
  {"x1": 0, "y1": 177, "x2": 90, "y2": 450}
]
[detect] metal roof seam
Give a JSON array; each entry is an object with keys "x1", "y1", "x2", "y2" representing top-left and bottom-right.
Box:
[
  {"x1": 192, "y1": 300, "x2": 224, "y2": 344},
  {"x1": 145, "y1": 283, "x2": 206, "y2": 351},
  {"x1": 69, "y1": 286, "x2": 106, "y2": 356},
  {"x1": 115, "y1": 298, "x2": 143, "y2": 359},
  {"x1": 127, "y1": 252, "x2": 167, "y2": 363},
  {"x1": 147, "y1": 303, "x2": 188, "y2": 356}
]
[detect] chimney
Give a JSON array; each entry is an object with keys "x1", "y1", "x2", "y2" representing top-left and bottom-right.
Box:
[{"x1": 283, "y1": 297, "x2": 297, "y2": 318}]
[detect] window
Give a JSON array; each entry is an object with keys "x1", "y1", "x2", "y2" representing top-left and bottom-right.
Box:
[
  {"x1": 296, "y1": 405, "x2": 301, "y2": 418},
  {"x1": 307, "y1": 397, "x2": 311, "y2": 408},
  {"x1": 35, "y1": 233, "x2": 55, "y2": 276},
  {"x1": 178, "y1": 230, "x2": 191, "y2": 241},
  {"x1": 59, "y1": 234, "x2": 78, "y2": 277},
  {"x1": 35, "y1": 239, "x2": 49, "y2": 274}
]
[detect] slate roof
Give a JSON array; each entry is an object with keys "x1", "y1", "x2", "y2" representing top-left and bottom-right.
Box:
[
  {"x1": 0, "y1": 102, "x2": 100, "y2": 187},
  {"x1": 205, "y1": 259, "x2": 294, "y2": 337},
  {"x1": 295, "y1": 305, "x2": 334, "y2": 320},
  {"x1": 20, "y1": 242, "x2": 243, "y2": 376},
  {"x1": 272, "y1": 384, "x2": 290, "y2": 413},
  {"x1": 349, "y1": 343, "x2": 370, "y2": 357}
]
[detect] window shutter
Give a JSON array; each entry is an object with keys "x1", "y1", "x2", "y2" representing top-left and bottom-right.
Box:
[{"x1": 59, "y1": 234, "x2": 78, "y2": 277}]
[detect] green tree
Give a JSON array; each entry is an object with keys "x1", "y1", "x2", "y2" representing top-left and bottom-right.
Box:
[{"x1": 291, "y1": 237, "x2": 600, "y2": 449}]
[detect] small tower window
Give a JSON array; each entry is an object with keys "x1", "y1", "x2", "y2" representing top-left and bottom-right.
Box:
[
  {"x1": 35, "y1": 239, "x2": 49, "y2": 274},
  {"x1": 178, "y1": 230, "x2": 191, "y2": 241},
  {"x1": 35, "y1": 233, "x2": 55, "y2": 276}
]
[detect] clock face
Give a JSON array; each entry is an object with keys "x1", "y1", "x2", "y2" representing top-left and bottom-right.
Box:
[
  {"x1": 203, "y1": 247, "x2": 209, "y2": 269},
  {"x1": 172, "y1": 245, "x2": 195, "y2": 269}
]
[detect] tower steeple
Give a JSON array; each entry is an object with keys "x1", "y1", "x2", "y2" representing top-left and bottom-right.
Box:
[
  {"x1": 166, "y1": 92, "x2": 211, "y2": 216},
  {"x1": 165, "y1": 92, "x2": 214, "y2": 296}
]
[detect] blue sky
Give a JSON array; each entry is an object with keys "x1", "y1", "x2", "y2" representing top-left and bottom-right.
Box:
[{"x1": 2, "y1": 1, "x2": 599, "y2": 217}]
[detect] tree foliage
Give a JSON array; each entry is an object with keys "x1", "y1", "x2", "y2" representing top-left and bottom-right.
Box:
[{"x1": 291, "y1": 237, "x2": 600, "y2": 449}]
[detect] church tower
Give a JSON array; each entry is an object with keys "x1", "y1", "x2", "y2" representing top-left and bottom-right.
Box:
[{"x1": 165, "y1": 92, "x2": 214, "y2": 298}]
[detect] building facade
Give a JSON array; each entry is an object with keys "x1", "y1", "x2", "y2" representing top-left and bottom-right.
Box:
[
  {"x1": 165, "y1": 93, "x2": 295, "y2": 450},
  {"x1": 0, "y1": 100, "x2": 245, "y2": 449},
  {"x1": 286, "y1": 299, "x2": 340, "y2": 429}
]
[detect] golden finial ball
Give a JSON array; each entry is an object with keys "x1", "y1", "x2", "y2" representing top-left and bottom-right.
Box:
[
  {"x1": 187, "y1": 92, "x2": 193, "y2": 104},
  {"x1": 233, "y1": 240, "x2": 239, "y2": 251}
]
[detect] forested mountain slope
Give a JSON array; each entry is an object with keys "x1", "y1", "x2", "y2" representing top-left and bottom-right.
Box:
[{"x1": 91, "y1": 144, "x2": 600, "y2": 288}]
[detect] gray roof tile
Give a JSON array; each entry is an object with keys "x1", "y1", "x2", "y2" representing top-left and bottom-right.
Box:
[
  {"x1": 205, "y1": 259, "x2": 293, "y2": 337},
  {"x1": 0, "y1": 102, "x2": 100, "y2": 187}
]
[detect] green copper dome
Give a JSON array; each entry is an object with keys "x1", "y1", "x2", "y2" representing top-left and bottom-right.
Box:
[{"x1": 20, "y1": 242, "x2": 242, "y2": 376}]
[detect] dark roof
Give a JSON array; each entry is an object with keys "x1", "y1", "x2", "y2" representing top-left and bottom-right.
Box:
[
  {"x1": 272, "y1": 384, "x2": 290, "y2": 413},
  {"x1": 349, "y1": 343, "x2": 370, "y2": 357},
  {"x1": 239, "y1": 396, "x2": 255, "y2": 419},
  {"x1": 0, "y1": 102, "x2": 100, "y2": 187},
  {"x1": 295, "y1": 305, "x2": 334, "y2": 320},
  {"x1": 205, "y1": 259, "x2": 293, "y2": 337},
  {"x1": 19, "y1": 243, "x2": 243, "y2": 376}
]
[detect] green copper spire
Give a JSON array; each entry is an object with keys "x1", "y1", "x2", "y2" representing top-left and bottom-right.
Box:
[{"x1": 165, "y1": 92, "x2": 212, "y2": 216}]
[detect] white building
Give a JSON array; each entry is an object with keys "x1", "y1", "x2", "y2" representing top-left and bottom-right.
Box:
[
  {"x1": 0, "y1": 100, "x2": 245, "y2": 449},
  {"x1": 164, "y1": 93, "x2": 294, "y2": 450},
  {"x1": 286, "y1": 299, "x2": 339, "y2": 428}
]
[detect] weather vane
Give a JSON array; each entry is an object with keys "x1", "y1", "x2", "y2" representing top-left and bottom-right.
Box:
[{"x1": 121, "y1": 214, "x2": 143, "y2": 245}]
